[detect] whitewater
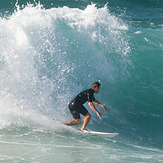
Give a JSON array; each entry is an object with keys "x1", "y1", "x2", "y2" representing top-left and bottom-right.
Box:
[{"x1": 0, "y1": 1, "x2": 163, "y2": 162}]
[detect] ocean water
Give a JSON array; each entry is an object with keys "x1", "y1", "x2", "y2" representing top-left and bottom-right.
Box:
[{"x1": 0, "y1": 0, "x2": 163, "y2": 162}]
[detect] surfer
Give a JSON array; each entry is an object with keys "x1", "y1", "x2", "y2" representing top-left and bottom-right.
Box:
[{"x1": 62, "y1": 82, "x2": 110, "y2": 130}]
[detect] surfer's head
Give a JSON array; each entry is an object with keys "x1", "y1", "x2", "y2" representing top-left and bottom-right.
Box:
[{"x1": 91, "y1": 82, "x2": 101, "y2": 93}]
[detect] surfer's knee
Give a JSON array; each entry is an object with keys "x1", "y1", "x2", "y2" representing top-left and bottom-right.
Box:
[
  {"x1": 86, "y1": 113, "x2": 91, "y2": 120},
  {"x1": 75, "y1": 119, "x2": 81, "y2": 125}
]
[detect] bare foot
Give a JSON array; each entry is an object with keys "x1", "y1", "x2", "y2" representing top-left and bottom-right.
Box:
[
  {"x1": 61, "y1": 121, "x2": 67, "y2": 125},
  {"x1": 81, "y1": 128, "x2": 88, "y2": 131}
]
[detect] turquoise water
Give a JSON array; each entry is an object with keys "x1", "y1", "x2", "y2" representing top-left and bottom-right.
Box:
[{"x1": 0, "y1": 0, "x2": 163, "y2": 162}]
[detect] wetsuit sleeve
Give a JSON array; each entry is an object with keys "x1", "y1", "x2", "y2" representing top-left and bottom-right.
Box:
[
  {"x1": 87, "y1": 91, "x2": 95, "y2": 102},
  {"x1": 92, "y1": 95, "x2": 95, "y2": 101}
]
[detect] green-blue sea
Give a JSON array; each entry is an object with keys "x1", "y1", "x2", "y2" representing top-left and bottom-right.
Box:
[{"x1": 0, "y1": 0, "x2": 163, "y2": 162}]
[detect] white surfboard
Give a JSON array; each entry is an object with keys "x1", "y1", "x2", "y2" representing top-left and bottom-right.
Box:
[{"x1": 81, "y1": 130, "x2": 119, "y2": 137}]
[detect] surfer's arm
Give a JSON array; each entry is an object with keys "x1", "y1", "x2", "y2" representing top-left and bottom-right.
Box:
[
  {"x1": 88, "y1": 102, "x2": 102, "y2": 119},
  {"x1": 93, "y1": 100, "x2": 110, "y2": 113}
]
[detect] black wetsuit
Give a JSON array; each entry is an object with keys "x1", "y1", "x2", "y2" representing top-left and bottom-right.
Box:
[{"x1": 68, "y1": 88, "x2": 96, "y2": 119}]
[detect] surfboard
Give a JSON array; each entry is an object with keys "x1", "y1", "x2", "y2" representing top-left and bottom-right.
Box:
[{"x1": 81, "y1": 130, "x2": 119, "y2": 137}]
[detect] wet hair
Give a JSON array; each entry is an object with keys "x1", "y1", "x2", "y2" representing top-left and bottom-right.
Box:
[{"x1": 91, "y1": 82, "x2": 101, "y2": 89}]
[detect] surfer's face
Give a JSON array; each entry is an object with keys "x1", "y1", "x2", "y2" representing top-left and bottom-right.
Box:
[{"x1": 94, "y1": 86, "x2": 101, "y2": 93}]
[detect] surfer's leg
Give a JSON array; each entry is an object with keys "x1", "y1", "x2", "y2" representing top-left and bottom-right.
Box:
[
  {"x1": 62, "y1": 119, "x2": 81, "y2": 126},
  {"x1": 81, "y1": 113, "x2": 91, "y2": 130},
  {"x1": 62, "y1": 103, "x2": 81, "y2": 126}
]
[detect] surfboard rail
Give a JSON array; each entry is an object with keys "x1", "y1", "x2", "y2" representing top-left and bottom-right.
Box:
[{"x1": 81, "y1": 130, "x2": 119, "y2": 137}]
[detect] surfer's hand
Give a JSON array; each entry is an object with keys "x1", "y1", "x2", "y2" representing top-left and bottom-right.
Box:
[
  {"x1": 97, "y1": 112, "x2": 102, "y2": 119},
  {"x1": 103, "y1": 106, "x2": 110, "y2": 113}
]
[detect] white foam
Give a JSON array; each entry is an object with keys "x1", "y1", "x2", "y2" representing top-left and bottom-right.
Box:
[{"x1": 0, "y1": 3, "x2": 130, "y2": 129}]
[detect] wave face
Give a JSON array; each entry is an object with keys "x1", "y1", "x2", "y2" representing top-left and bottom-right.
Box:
[
  {"x1": 0, "y1": 1, "x2": 163, "y2": 162},
  {"x1": 0, "y1": 3, "x2": 130, "y2": 127}
]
